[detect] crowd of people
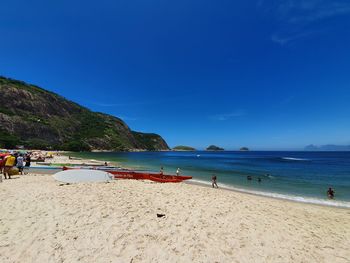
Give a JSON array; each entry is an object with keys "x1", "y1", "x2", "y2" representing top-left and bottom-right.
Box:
[{"x1": 0, "y1": 152, "x2": 31, "y2": 180}]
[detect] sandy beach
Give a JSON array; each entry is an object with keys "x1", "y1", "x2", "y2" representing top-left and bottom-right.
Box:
[
  {"x1": 1, "y1": 167, "x2": 349, "y2": 263},
  {"x1": 30, "y1": 153, "x2": 112, "y2": 167}
]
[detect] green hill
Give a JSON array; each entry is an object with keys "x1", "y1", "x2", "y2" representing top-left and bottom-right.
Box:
[
  {"x1": 206, "y1": 145, "x2": 224, "y2": 151},
  {"x1": 0, "y1": 76, "x2": 169, "y2": 151},
  {"x1": 173, "y1": 145, "x2": 196, "y2": 151}
]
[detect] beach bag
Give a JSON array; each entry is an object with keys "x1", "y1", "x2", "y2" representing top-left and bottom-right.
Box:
[{"x1": 8, "y1": 167, "x2": 19, "y2": 176}]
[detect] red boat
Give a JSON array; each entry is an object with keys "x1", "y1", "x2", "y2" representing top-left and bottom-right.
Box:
[
  {"x1": 62, "y1": 166, "x2": 192, "y2": 181},
  {"x1": 149, "y1": 176, "x2": 183, "y2": 183},
  {"x1": 109, "y1": 170, "x2": 150, "y2": 180}
]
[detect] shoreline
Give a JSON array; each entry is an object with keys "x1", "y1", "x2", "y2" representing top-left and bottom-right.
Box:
[
  {"x1": 185, "y1": 179, "x2": 350, "y2": 210},
  {"x1": 3, "y1": 150, "x2": 345, "y2": 209},
  {"x1": 1, "y1": 173, "x2": 349, "y2": 262},
  {"x1": 45, "y1": 152, "x2": 350, "y2": 209}
]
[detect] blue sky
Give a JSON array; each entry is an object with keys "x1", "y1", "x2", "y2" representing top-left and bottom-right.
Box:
[{"x1": 1, "y1": 0, "x2": 350, "y2": 150}]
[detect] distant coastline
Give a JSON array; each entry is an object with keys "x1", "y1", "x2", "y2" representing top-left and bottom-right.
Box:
[{"x1": 305, "y1": 144, "x2": 350, "y2": 151}]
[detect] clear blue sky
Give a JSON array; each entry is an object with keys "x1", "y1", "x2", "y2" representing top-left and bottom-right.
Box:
[{"x1": 1, "y1": 0, "x2": 350, "y2": 150}]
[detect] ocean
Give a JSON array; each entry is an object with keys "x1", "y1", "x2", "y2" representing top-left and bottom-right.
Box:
[{"x1": 69, "y1": 151, "x2": 350, "y2": 208}]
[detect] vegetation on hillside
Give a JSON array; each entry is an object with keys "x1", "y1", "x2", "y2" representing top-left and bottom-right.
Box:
[
  {"x1": 206, "y1": 145, "x2": 224, "y2": 151},
  {"x1": 173, "y1": 145, "x2": 196, "y2": 151},
  {"x1": 0, "y1": 76, "x2": 169, "y2": 151},
  {"x1": 132, "y1": 132, "x2": 167, "y2": 151}
]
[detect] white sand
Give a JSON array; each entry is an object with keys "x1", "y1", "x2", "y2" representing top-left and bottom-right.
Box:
[
  {"x1": 31, "y1": 154, "x2": 109, "y2": 167},
  {"x1": 1, "y1": 174, "x2": 349, "y2": 263}
]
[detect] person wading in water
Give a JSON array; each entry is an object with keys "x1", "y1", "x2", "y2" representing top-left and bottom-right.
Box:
[
  {"x1": 212, "y1": 174, "x2": 218, "y2": 188},
  {"x1": 327, "y1": 187, "x2": 335, "y2": 199}
]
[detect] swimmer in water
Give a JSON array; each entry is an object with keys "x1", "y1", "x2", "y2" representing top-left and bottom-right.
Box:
[{"x1": 327, "y1": 187, "x2": 335, "y2": 199}]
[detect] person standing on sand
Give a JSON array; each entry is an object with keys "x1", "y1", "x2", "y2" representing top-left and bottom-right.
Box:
[
  {"x1": 0, "y1": 156, "x2": 4, "y2": 182},
  {"x1": 24, "y1": 154, "x2": 31, "y2": 174},
  {"x1": 212, "y1": 174, "x2": 218, "y2": 188},
  {"x1": 0, "y1": 155, "x2": 6, "y2": 174},
  {"x1": 4, "y1": 154, "x2": 16, "y2": 179},
  {"x1": 17, "y1": 154, "x2": 24, "y2": 175}
]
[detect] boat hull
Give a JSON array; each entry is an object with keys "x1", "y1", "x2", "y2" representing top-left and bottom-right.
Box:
[
  {"x1": 149, "y1": 176, "x2": 183, "y2": 183},
  {"x1": 62, "y1": 166, "x2": 192, "y2": 181}
]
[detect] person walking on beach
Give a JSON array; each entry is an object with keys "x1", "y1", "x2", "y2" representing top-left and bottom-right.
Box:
[
  {"x1": 17, "y1": 154, "x2": 24, "y2": 175},
  {"x1": 176, "y1": 168, "x2": 180, "y2": 176},
  {"x1": 0, "y1": 155, "x2": 6, "y2": 174},
  {"x1": 327, "y1": 187, "x2": 335, "y2": 199},
  {"x1": 24, "y1": 154, "x2": 31, "y2": 174},
  {"x1": 0, "y1": 156, "x2": 4, "y2": 183},
  {"x1": 212, "y1": 174, "x2": 218, "y2": 188},
  {"x1": 4, "y1": 154, "x2": 16, "y2": 179}
]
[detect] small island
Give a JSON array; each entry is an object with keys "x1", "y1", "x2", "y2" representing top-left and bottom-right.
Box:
[
  {"x1": 173, "y1": 145, "x2": 196, "y2": 151},
  {"x1": 240, "y1": 147, "x2": 249, "y2": 151},
  {"x1": 206, "y1": 145, "x2": 224, "y2": 151}
]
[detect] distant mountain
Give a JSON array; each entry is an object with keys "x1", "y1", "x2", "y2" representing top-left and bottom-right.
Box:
[
  {"x1": 206, "y1": 145, "x2": 224, "y2": 151},
  {"x1": 0, "y1": 76, "x2": 169, "y2": 151},
  {"x1": 304, "y1": 144, "x2": 319, "y2": 151},
  {"x1": 173, "y1": 145, "x2": 196, "y2": 151},
  {"x1": 305, "y1": 144, "x2": 350, "y2": 151}
]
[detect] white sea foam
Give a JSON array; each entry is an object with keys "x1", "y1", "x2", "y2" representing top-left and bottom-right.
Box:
[
  {"x1": 282, "y1": 157, "x2": 309, "y2": 161},
  {"x1": 188, "y1": 179, "x2": 350, "y2": 209}
]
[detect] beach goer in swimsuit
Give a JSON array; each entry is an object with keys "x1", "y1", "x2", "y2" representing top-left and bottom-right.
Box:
[
  {"x1": 212, "y1": 175, "x2": 218, "y2": 188},
  {"x1": 176, "y1": 168, "x2": 180, "y2": 176},
  {"x1": 327, "y1": 187, "x2": 335, "y2": 199}
]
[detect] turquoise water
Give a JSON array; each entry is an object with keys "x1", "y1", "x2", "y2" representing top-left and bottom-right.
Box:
[{"x1": 69, "y1": 151, "x2": 350, "y2": 208}]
